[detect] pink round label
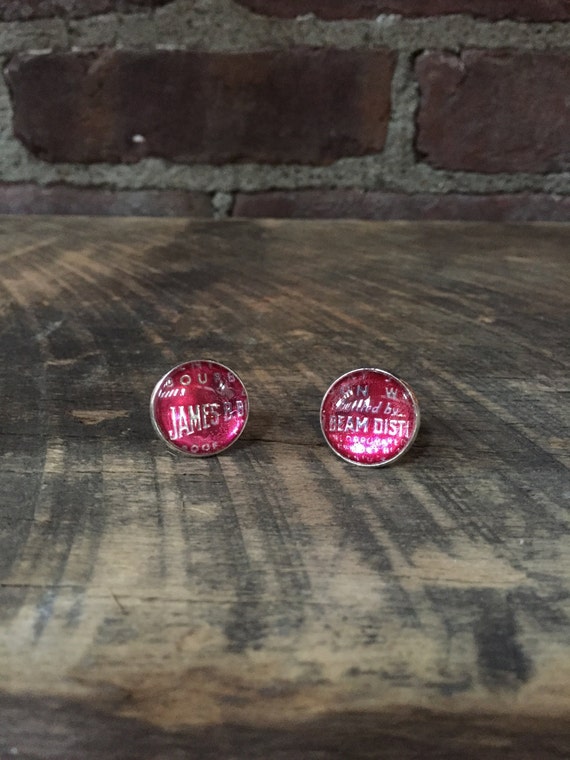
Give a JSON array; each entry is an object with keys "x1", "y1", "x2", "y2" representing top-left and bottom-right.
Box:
[
  {"x1": 150, "y1": 360, "x2": 248, "y2": 456},
  {"x1": 320, "y1": 368, "x2": 420, "y2": 467}
]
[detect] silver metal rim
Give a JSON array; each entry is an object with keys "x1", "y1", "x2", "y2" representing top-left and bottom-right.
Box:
[
  {"x1": 149, "y1": 359, "x2": 249, "y2": 457},
  {"x1": 319, "y1": 367, "x2": 421, "y2": 468}
]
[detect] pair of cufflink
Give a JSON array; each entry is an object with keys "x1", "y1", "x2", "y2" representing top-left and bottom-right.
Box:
[{"x1": 150, "y1": 360, "x2": 420, "y2": 467}]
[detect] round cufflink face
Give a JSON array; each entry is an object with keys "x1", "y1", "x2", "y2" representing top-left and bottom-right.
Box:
[
  {"x1": 320, "y1": 368, "x2": 420, "y2": 467},
  {"x1": 150, "y1": 360, "x2": 249, "y2": 456}
]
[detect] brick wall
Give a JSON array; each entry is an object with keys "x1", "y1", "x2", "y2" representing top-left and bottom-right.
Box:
[{"x1": 0, "y1": 0, "x2": 569, "y2": 220}]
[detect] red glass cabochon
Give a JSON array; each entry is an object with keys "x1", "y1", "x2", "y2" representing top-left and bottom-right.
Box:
[
  {"x1": 320, "y1": 368, "x2": 420, "y2": 466},
  {"x1": 150, "y1": 360, "x2": 248, "y2": 456}
]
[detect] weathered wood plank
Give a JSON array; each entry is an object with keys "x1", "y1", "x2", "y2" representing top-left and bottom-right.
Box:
[{"x1": 0, "y1": 218, "x2": 568, "y2": 758}]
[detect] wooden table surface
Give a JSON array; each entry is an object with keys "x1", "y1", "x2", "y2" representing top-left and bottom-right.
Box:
[{"x1": 0, "y1": 217, "x2": 569, "y2": 759}]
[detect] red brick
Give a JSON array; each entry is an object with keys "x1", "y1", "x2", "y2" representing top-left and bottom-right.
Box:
[
  {"x1": 0, "y1": 184, "x2": 213, "y2": 217},
  {"x1": 0, "y1": 0, "x2": 170, "y2": 21},
  {"x1": 233, "y1": 190, "x2": 570, "y2": 221},
  {"x1": 415, "y1": 51, "x2": 570, "y2": 174},
  {"x1": 234, "y1": 0, "x2": 570, "y2": 21},
  {"x1": 6, "y1": 49, "x2": 395, "y2": 166}
]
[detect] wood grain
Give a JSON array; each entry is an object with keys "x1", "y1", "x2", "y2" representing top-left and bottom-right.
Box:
[{"x1": 0, "y1": 217, "x2": 568, "y2": 758}]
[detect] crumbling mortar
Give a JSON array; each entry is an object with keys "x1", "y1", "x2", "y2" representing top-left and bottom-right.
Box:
[
  {"x1": 378, "y1": 50, "x2": 420, "y2": 185},
  {"x1": 1, "y1": 2, "x2": 569, "y2": 54}
]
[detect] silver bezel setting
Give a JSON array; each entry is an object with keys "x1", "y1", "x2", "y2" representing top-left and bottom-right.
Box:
[
  {"x1": 149, "y1": 359, "x2": 249, "y2": 457},
  {"x1": 319, "y1": 367, "x2": 421, "y2": 467}
]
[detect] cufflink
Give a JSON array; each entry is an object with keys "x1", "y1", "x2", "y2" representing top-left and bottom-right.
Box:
[
  {"x1": 150, "y1": 360, "x2": 249, "y2": 456},
  {"x1": 320, "y1": 368, "x2": 420, "y2": 466}
]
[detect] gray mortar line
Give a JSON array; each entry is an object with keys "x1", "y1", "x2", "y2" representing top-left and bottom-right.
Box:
[
  {"x1": 1, "y1": 147, "x2": 568, "y2": 195},
  {"x1": 0, "y1": 0, "x2": 569, "y2": 54},
  {"x1": 211, "y1": 191, "x2": 235, "y2": 218},
  {"x1": 0, "y1": 19, "x2": 68, "y2": 55},
  {"x1": 378, "y1": 51, "x2": 420, "y2": 184}
]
